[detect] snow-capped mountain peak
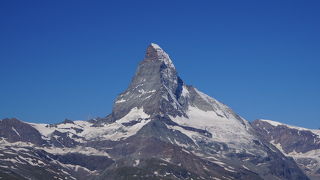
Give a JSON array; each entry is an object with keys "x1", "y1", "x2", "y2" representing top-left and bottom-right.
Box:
[
  {"x1": 111, "y1": 43, "x2": 185, "y2": 120},
  {"x1": 145, "y1": 43, "x2": 175, "y2": 69},
  {"x1": 109, "y1": 44, "x2": 265, "y2": 154},
  {"x1": 0, "y1": 44, "x2": 310, "y2": 180}
]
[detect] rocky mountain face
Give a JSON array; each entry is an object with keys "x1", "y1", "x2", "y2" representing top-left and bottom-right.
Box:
[
  {"x1": 0, "y1": 44, "x2": 309, "y2": 180},
  {"x1": 252, "y1": 119, "x2": 320, "y2": 180}
]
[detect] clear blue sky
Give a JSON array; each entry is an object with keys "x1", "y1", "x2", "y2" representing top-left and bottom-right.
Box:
[{"x1": 0, "y1": 0, "x2": 319, "y2": 129}]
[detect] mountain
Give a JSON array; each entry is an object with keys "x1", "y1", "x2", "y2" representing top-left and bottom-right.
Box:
[
  {"x1": 252, "y1": 119, "x2": 320, "y2": 180},
  {"x1": 0, "y1": 43, "x2": 309, "y2": 180}
]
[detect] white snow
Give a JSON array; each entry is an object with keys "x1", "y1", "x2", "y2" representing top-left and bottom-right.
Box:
[
  {"x1": 133, "y1": 159, "x2": 140, "y2": 167},
  {"x1": 182, "y1": 148, "x2": 190, "y2": 154},
  {"x1": 242, "y1": 165, "x2": 250, "y2": 170},
  {"x1": 223, "y1": 166, "x2": 237, "y2": 173},
  {"x1": 260, "y1": 119, "x2": 320, "y2": 137},
  {"x1": 162, "y1": 157, "x2": 172, "y2": 163},
  {"x1": 150, "y1": 43, "x2": 175, "y2": 69},
  {"x1": 29, "y1": 123, "x2": 56, "y2": 137},
  {"x1": 11, "y1": 127, "x2": 20, "y2": 137},
  {"x1": 138, "y1": 89, "x2": 156, "y2": 95},
  {"x1": 260, "y1": 119, "x2": 286, "y2": 127},
  {"x1": 18, "y1": 156, "x2": 45, "y2": 167},
  {"x1": 39, "y1": 146, "x2": 110, "y2": 157},
  {"x1": 181, "y1": 85, "x2": 189, "y2": 97},
  {"x1": 213, "y1": 178, "x2": 222, "y2": 180},
  {"x1": 115, "y1": 99, "x2": 126, "y2": 103},
  {"x1": 171, "y1": 105, "x2": 254, "y2": 146},
  {"x1": 27, "y1": 107, "x2": 151, "y2": 142},
  {"x1": 292, "y1": 149, "x2": 320, "y2": 157},
  {"x1": 286, "y1": 148, "x2": 320, "y2": 174},
  {"x1": 270, "y1": 140, "x2": 286, "y2": 154},
  {"x1": 150, "y1": 43, "x2": 161, "y2": 49},
  {"x1": 144, "y1": 94, "x2": 153, "y2": 99},
  {"x1": 116, "y1": 107, "x2": 150, "y2": 124},
  {"x1": 77, "y1": 107, "x2": 150, "y2": 141},
  {"x1": 166, "y1": 124, "x2": 200, "y2": 146},
  {"x1": 2, "y1": 158, "x2": 19, "y2": 163},
  {"x1": 168, "y1": 88, "x2": 263, "y2": 154},
  {"x1": 163, "y1": 85, "x2": 182, "y2": 109},
  {"x1": 268, "y1": 135, "x2": 320, "y2": 175},
  {"x1": 0, "y1": 139, "x2": 34, "y2": 149},
  {"x1": 0, "y1": 138, "x2": 110, "y2": 161},
  {"x1": 263, "y1": 119, "x2": 320, "y2": 174},
  {"x1": 60, "y1": 163, "x2": 97, "y2": 174}
]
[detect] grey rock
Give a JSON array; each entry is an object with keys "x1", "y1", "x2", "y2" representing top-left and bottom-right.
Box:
[
  {"x1": 0, "y1": 44, "x2": 310, "y2": 180},
  {"x1": 252, "y1": 119, "x2": 320, "y2": 180},
  {"x1": 0, "y1": 118, "x2": 45, "y2": 145}
]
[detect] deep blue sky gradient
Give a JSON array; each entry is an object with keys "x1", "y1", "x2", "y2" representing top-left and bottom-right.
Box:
[{"x1": 1, "y1": 0, "x2": 319, "y2": 128}]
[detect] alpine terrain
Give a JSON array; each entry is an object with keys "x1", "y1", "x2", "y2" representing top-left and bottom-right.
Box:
[
  {"x1": 252, "y1": 119, "x2": 320, "y2": 180},
  {"x1": 0, "y1": 44, "x2": 310, "y2": 180}
]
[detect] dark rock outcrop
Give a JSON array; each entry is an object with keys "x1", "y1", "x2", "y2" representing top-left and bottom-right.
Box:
[{"x1": 0, "y1": 118, "x2": 45, "y2": 145}]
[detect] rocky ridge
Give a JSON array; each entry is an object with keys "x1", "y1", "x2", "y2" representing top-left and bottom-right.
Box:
[
  {"x1": 252, "y1": 119, "x2": 320, "y2": 180},
  {"x1": 0, "y1": 44, "x2": 309, "y2": 180}
]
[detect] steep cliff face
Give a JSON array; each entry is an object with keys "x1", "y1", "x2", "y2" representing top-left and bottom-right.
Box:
[
  {"x1": 0, "y1": 44, "x2": 309, "y2": 180},
  {"x1": 111, "y1": 43, "x2": 186, "y2": 120},
  {"x1": 252, "y1": 119, "x2": 320, "y2": 180}
]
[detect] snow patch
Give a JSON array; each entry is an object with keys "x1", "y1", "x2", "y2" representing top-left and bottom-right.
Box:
[
  {"x1": 116, "y1": 99, "x2": 126, "y2": 103},
  {"x1": 28, "y1": 108, "x2": 151, "y2": 142},
  {"x1": 133, "y1": 159, "x2": 140, "y2": 167},
  {"x1": 150, "y1": 43, "x2": 175, "y2": 69},
  {"x1": 170, "y1": 105, "x2": 254, "y2": 146},
  {"x1": 116, "y1": 107, "x2": 150, "y2": 124},
  {"x1": 260, "y1": 119, "x2": 320, "y2": 137},
  {"x1": 11, "y1": 127, "x2": 20, "y2": 137},
  {"x1": 181, "y1": 85, "x2": 189, "y2": 97},
  {"x1": 39, "y1": 146, "x2": 110, "y2": 157},
  {"x1": 150, "y1": 43, "x2": 161, "y2": 49},
  {"x1": 29, "y1": 123, "x2": 56, "y2": 137}
]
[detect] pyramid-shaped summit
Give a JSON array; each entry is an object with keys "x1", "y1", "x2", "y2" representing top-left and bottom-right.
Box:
[
  {"x1": 111, "y1": 43, "x2": 186, "y2": 120},
  {"x1": 0, "y1": 43, "x2": 309, "y2": 180},
  {"x1": 107, "y1": 43, "x2": 261, "y2": 147},
  {"x1": 91, "y1": 43, "x2": 307, "y2": 179},
  {"x1": 145, "y1": 43, "x2": 175, "y2": 67}
]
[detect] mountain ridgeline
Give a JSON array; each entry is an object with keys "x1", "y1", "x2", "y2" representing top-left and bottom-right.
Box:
[
  {"x1": 252, "y1": 120, "x2": 320, "y2": 180},
  {"x1": 0, "y1": 44, "x2": 312, "y2": 180}
]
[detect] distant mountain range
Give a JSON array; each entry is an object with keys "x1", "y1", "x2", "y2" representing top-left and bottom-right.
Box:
[{"x1": 0, "y1": 44, "x2": 317, "y2": 180}]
